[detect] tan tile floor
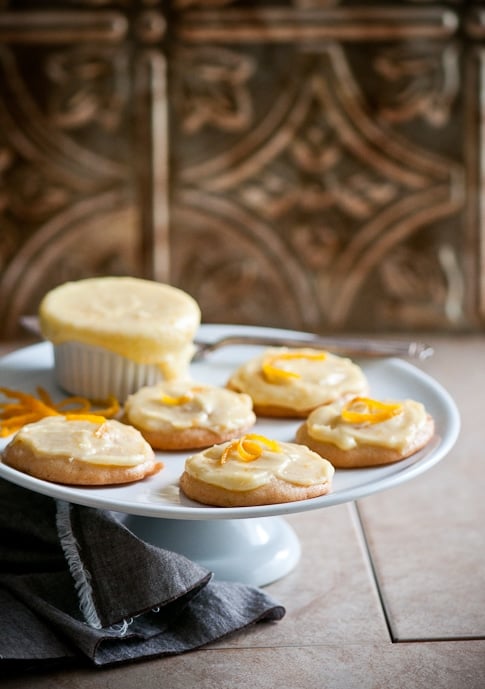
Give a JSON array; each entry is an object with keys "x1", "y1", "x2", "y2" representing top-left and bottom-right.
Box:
[{"x1": 2, "y1": 336, "x2": 485, "y2": 689}]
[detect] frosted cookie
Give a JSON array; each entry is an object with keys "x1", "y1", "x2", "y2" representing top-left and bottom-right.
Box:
[
  {"x1": 295, "y1": 396, "x2": 435, "y2": 468},
  {"x1": 179, "y1": 433, "x2": 334, "y2": 507},
  {"x1": 39, "y1": 277, "x2": 201, "y2": 401},
  {"x1": 226, "y1": 347, "x2": 368, "y2": 417},
  {"x1": 123, "y1": 381, "x2": 256, "y2": 450},
  {"x1": 1, "y1": 416, "x2": 162, "y2": 485}
]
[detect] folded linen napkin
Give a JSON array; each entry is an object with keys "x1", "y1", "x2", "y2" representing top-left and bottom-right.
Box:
[{"x1": 0, "y1": 479, "x2": 285, "y2": 671}]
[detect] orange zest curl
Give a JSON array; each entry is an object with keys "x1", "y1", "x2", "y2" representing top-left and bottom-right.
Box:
[
  {"x1": 65, "y1": 413, "x2": 109, "y2": 424},
  {"x1": 261, "y1": 351, "x2": 327, "y2": 384},
  {"x1": 220, "y1": 433, "x2": 281, "y2": 465},
  {"x1": 160, "y1": 386, "x2": 206, "y2": 406},
  {"x1": 0, "y1": 386, "x2": 120, "y2": 437},
  {"x1": 160, "y1": 393, "x2": 193, "y2": 406},
  {"x1": 341, "y1": 397, "x2": 403, "y2": 425}
]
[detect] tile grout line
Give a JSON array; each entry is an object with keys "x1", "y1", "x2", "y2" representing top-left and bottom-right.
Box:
[
  {"x1": 349, "y1": 500, "x2": 396, "y2": 643},
  {"x1": 394, "y1": 635, "x2": 485, "y2": 643},
  {"x1": 349, "y1": 504, "x2": 485, "y2": 645}
]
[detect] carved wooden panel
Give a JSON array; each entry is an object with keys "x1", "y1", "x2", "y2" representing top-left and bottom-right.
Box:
[{"x1": 0, "y1": 1, "x2": 483, "y2": 339}]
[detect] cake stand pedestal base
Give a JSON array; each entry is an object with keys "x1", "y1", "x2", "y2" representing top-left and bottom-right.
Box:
[{"x1": 122, "y1": 515, "x2": 301, "y2": 587}]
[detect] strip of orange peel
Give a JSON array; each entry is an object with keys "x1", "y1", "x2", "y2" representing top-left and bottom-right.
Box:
[
  {"x1": 0, "y1": 386, "x2": 119, "y2": 437},
  {"x1": 262, "y1": 351, "x2": 327, "y2": 383},
  {"x1": 341, "y1": 397, "x2": 403, "y2": 424},
  {"x1": 65, "y1": 413, "x2": 108, "y2": 424},
  {"x1": 160, "y1": 392, "x2": 193, "y2": 406},
  {"x1": 220, "y1": 433, "x2": 281, "y2": 464},
  {"x1": 160, "y1": 386, "x2": 206, "y2": 406}
]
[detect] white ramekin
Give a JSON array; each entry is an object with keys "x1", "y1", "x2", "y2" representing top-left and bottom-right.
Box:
[{"x1": 52, "y1": 342, "x2": 166, "y2": 402}]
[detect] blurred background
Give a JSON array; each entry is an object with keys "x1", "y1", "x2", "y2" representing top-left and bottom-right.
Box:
[{"x1": 0, "y1": 0, "x2": 481, "y2": 341}]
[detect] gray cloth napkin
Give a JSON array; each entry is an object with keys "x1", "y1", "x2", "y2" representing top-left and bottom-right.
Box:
[{"x1": 0, "y1": 479, "x2": 285, "y2": 671}]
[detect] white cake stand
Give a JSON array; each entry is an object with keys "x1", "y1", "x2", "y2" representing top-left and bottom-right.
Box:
[{"x1": 0, "y1": 325, "x2": 460, "y2": 586}]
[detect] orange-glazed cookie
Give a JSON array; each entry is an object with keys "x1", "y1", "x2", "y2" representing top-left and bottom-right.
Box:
[
  {"x1": 2, "y1": 416, "x2": 162, "y2": 485},
  {"x1": 123, "y1": 381, "x2": 256, "y2": 450},
  {"x1": 179, "y1": 434, "x2": 334, "y2": 507},
  {"x1": 226, "y1": 347, "x2": 368, "y2": 417},
  {"x1": 295, "y1": 396, "x2": 435, "y2": 468}
]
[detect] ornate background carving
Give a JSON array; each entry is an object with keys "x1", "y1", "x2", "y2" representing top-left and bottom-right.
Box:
[{"x1": 0, "y1": 0, "x2": 482, "y2": 339}]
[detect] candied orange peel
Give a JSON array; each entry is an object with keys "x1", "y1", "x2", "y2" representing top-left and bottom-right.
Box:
[
  {"x1": 160, "y1": 392, "x2": 193, "y2": 406},
  {"x1": 220, "y1": 433, "x2": 281, "y2": 465},
  {"x1": 0, "y1": 386, "x2": 119, "y2": 437},
  {"x1": 341, "y1": 397, "x2": 403, "y2": 425},
  {"x1": 262, "y1": 351, "x2": 327, "y2": 383},
  {"x1": 160, "y1": 386, "x2": 205, "y2": 406}
]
